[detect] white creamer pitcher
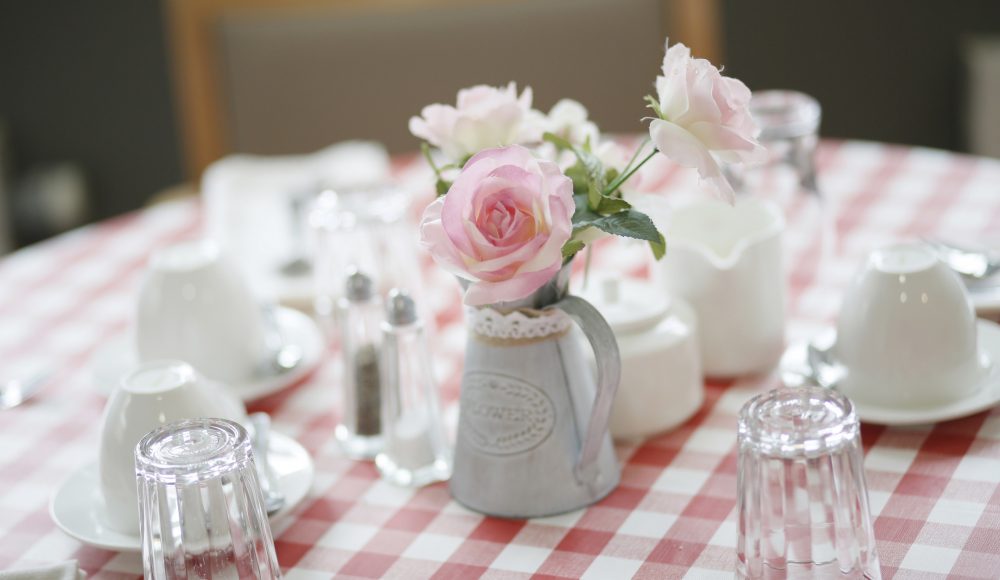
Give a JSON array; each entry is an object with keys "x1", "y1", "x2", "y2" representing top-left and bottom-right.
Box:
[{"x1": 656, "y1": 198, "x2": 786, "y2": 377}]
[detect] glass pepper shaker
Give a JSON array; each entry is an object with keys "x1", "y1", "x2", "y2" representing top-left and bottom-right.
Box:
[
  {"x1": 376, "y1": 290, "x2": 451, "y2": 487},
  {"x1": 335, "y1": 270, "x2": 384, "y2": 459}
]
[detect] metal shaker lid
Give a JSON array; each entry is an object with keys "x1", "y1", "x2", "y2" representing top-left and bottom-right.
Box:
[
  {"x1": 345, "y1": 270, "x2": 375, "y2": 301},
  {"x1": 386, "y1": 289, "x2": 418, "y2": 325}
]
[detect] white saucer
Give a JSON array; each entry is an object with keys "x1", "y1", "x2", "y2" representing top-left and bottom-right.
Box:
[
  {"x1": 90, "y1": 307, "x2": 324, "y2": 402},
  {"x1": 969, "y1": 278, "x2": 1000, "y2": 317},
  {"x1": 781, "y1": 319, "x2": 1000, "y2": 425},
  {"x1": 49, "y1": 431, "x2": 314, "y2": 552}
]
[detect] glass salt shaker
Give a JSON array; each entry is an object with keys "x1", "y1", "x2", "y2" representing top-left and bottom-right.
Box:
[
  {"x1": 335, "y1": 270, "x2": 384, "y2": 459},
  {"x1": 376, "y1": 290, "x2": 451, "y2": 487}
]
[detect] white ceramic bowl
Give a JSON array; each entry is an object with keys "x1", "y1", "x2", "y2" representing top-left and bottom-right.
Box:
[
  {"x1": 97, "y1": 360, "x2": 246, "y2": 534},
  {"x1": 835, "y1": 242, "x2": 983, "y2": 409},
  {"x1": 137, "y1": 240, "x2": 268, "y2": 383}
]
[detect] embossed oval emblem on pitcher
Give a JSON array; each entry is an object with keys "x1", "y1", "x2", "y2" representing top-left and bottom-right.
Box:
[{"x1": 461, "y1": 372, "x2": 556, "y2": 456}]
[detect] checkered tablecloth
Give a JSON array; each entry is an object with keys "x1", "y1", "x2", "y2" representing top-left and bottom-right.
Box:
[{"x1": 2, "y1": 140, "x2": 1000, "y2": 579}]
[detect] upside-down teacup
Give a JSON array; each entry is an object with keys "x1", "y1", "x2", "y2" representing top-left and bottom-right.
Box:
[
  {"x1": 98, "y1": 360, "x2": 246, "y2": 534},
  {"x1": 835, "y1": 242, "x2": 985, "y2": 409},
  {"x1": 137, "y1": 240, "x2": 269, "y2": 383}
]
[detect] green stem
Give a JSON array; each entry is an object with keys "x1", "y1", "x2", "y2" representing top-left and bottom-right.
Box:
[
  {"x1": 620, "y1": 137, "x2": 651, "y2": 177},
  {"x1": 421, "y1": 142, "x2": 443, "y2": 180},
  {"x1": 604, "y1": 148, "x2": 658, "y2": 196},
  {"x1": 583, "y1": 244, "x2": 593, "y2": 291}
]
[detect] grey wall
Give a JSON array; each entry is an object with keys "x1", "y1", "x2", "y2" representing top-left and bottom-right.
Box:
[
  {"x1": 0, "y1": 0, "x2": 183, "y2": 221},
  {"x1": 0, "y1": 1, "x2": 997, "y2": 231},
  {"x1": 723, "y1": 1, "x2": 1000, "y2": 151}
]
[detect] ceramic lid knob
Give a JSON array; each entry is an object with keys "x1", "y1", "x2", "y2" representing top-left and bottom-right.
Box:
[{"x1": 583, "y1": 277, "x2": 671, "y2": 336}]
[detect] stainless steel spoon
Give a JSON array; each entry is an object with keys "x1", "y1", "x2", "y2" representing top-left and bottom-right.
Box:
[
  {"x1": 258, "y1": 304, "x2": 304, "y2": 378},
  {"x1": 923, "y1": 238, "x2": 1000, "y2": 280},
  {"x1": 1, "y1": 372, "x2": 48, "y2": 410},
  {"x1": 804, "y1": 342, "x2": 848, "y2": 390},
  {"x1": 248, "y1": 412, "x2": 286, "y2": 515},
  {"x1": 279, "y1": 191, "x2": 313, "y2": 278},
  {"x1": 780, "y1": 338, "x2": 845, "y2": 390}
]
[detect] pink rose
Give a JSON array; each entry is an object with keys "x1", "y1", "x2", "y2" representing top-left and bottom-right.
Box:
[
  {"x1": 409, "y1": 83, "x2": 540, "y2": 162},
  {"x1": 420, "y1": 145, "x2": 574, "y2": 306},
  {"x1": 649, "y1": 41, "x2": 765, "y2": 200}
]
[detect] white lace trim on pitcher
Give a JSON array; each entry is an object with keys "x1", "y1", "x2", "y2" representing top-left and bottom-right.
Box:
[{"x1": 467, "y1": 307, "x2": 573, "y2": 341}]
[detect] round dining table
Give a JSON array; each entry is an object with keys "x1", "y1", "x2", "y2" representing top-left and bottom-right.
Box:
[{"x1": 1, "y1": 140, "x2": 1000, "y2": 579}]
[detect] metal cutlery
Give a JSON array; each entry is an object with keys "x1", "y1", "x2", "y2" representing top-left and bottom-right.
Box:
[
  {"x1": 259, "y1": 304, "x2": 304, "y2": 378},
  {"x1": 804, "y1": 342, "x2": 848, "y2": 390},
  {"x1": 923, "y1": 237, "x2": 1000, "y2": 281},
  {"x1": 1, "y1": 372, "x2": 48, "y2": 410},
  {"x1": 780, "y1": 338, "x2": 846, "y2": 391},
  {"x1": 248, "y1": 412, "x2": 286, "y2": 515}
]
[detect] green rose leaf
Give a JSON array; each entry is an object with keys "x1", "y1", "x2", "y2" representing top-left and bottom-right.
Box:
[
  {"x1": 565, "y1": 163, "x2": 590, "y2": 196},
  {"x1": 562, "y1": 239, "x2": 586, "y2": 259},
  {"x1": 544, "y1": 131, "x2": 606, "y2": 197},
  {"x1": 587, "y1": 181, "x2": 603, "y2": 211},
  {"x1": 648, "y1": 232, "x2": 667, "y2": 260},
  {"x1": 572, "y1": 194, "x2": 598, "y2": 222},
  {"x1": 644, "y1": 94, "x2": 664, "y2": 119},
  {"x1": 596, "y1": 196, "x2": 631, "y2": 214},
  {"x1": 543, "y1": 131, "x2": 575, "y2": 152},
  {"x1": 584, "y1": 209, "x2": 662, "y2": 244}
]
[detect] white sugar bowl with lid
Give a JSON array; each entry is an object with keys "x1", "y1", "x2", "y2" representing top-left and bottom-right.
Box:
[{"x1": 583, "y1": 277, "x2": 703, "y2": 440}]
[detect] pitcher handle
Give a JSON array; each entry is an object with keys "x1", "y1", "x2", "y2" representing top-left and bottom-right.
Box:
[{"x1": 553, "y1": 295, "x2": 621, "y2": 487}]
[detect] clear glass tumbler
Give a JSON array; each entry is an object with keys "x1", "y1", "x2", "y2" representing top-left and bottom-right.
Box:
[
  {"x1": 136, "y1": 418, "x2": 282, "y2": 580},
  {"x1": 310, "y1": 185, "x2": 422, "y2": 326},
  {"x1": 727, "y1": 90, "x2": 832, "y2": 277},
  {"x1": 737, "y1": 386, "x2": 880, "y2": 579}
]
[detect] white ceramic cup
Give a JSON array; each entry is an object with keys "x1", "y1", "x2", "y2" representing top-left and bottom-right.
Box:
[
  {"x1": 835, "y1": 242, "x2": 984, "y2": 409},
  {"x1": 657, "y1": 198, "x2": 786, "y2": 377},
  {"x1": 137, "y1": 240, "x2": 268, "y2": 383},
  {"x1": 97, "y1": 360, "x2": 246, "y2": 534}
]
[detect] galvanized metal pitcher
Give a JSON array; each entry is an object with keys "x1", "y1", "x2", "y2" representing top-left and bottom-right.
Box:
[{"x1": 451, "y1": 267, "x2": 621, "y2": 518}]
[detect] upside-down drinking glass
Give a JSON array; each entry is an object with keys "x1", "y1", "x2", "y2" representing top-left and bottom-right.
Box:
[
  {"x1": 737, "y1": 386, "x2": 880, "y2": 579},
  {"x1": 726, "y1": 90, "x2": 833, "y2": 282},
  {"x1": 136, "y1": 418, "x2": 282, "y2": 579},
  {"x1": 310, "y1": 185, "x2": 423, "y2": 329}
]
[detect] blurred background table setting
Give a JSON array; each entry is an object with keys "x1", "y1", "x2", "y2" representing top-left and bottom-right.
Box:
[{"x1": 3, "y1": 1, "x2": 1000, "y2": 578}]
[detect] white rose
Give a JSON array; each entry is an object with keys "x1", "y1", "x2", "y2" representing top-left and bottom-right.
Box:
[
  {"x1": 649, "y1": 41, "x2": 766, "y2": 201},
  {"x1": 409, "y1": 83, "x2": 539, "y2": 162}
]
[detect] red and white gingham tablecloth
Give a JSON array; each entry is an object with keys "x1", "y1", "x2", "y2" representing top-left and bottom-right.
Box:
[{"x1": 2, "y1": 141, "x2": 1000, "y2": 579}]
